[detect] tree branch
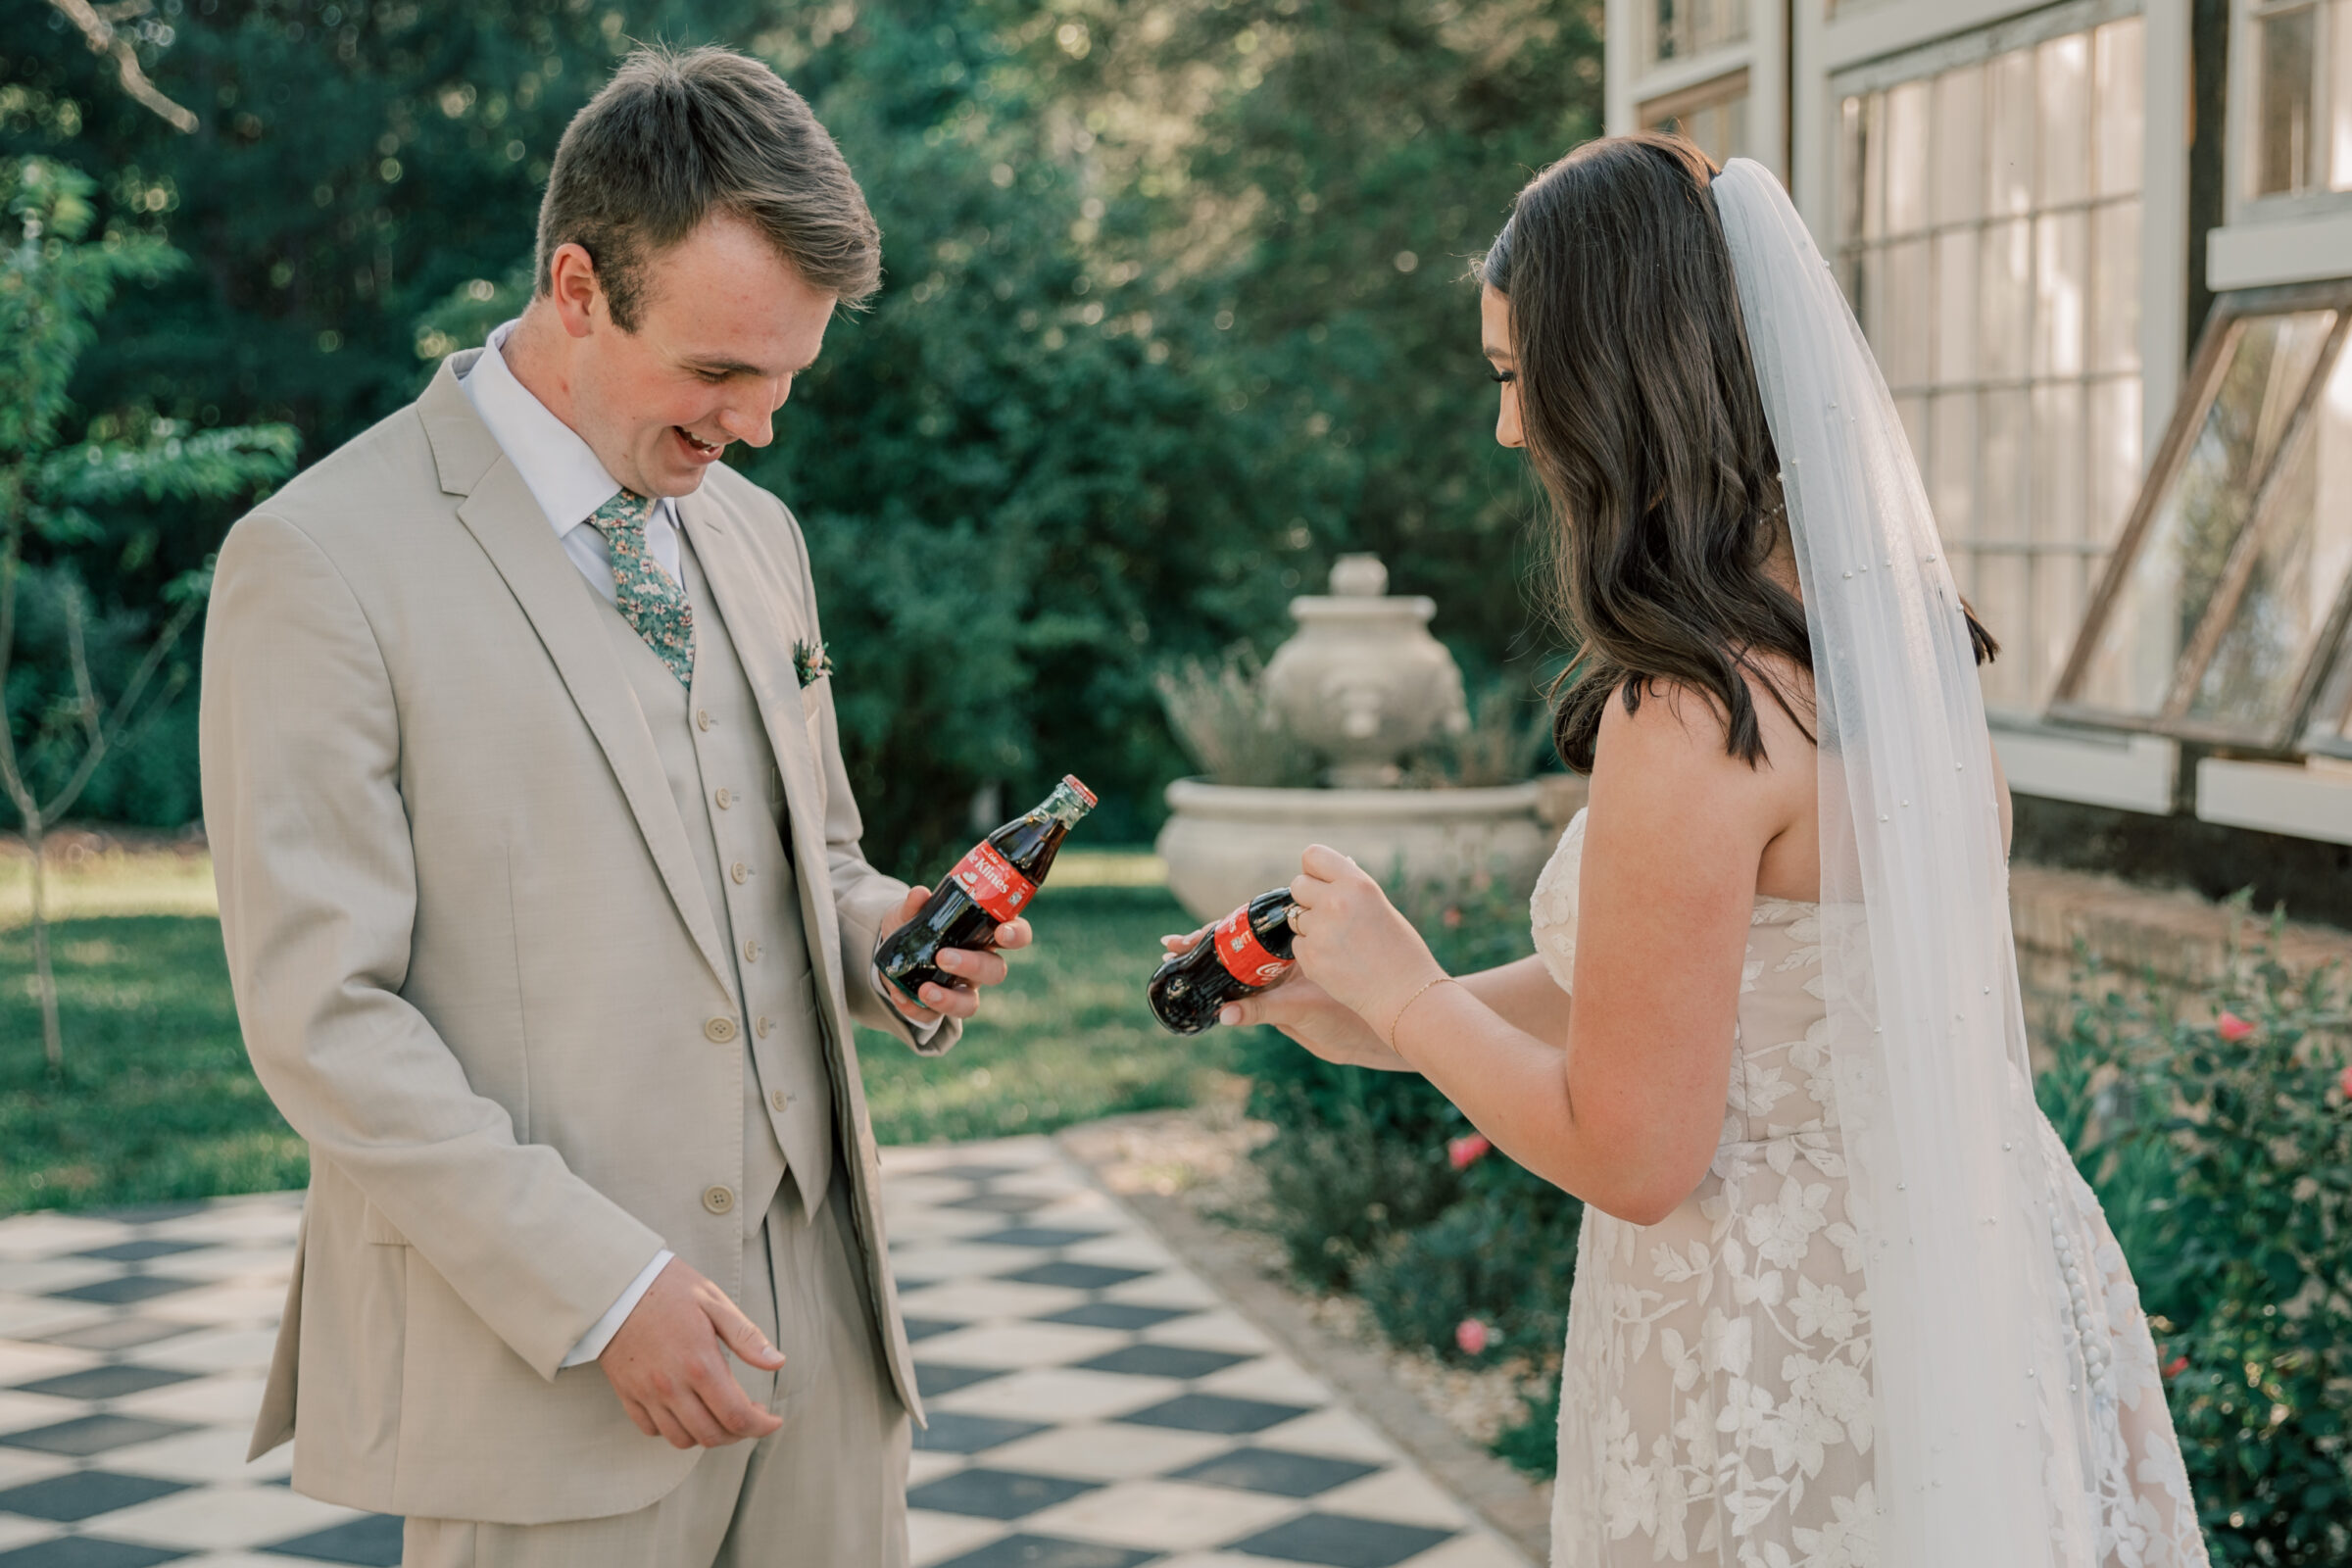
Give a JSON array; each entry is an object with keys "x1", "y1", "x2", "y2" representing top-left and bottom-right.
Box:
[{"x1": 44, "y1": 0, "x2": 199, "y2": 134}]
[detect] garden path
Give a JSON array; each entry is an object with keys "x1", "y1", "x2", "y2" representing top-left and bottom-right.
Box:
[{"x1": 0, "y1": 1136, "x2": 1533, "y2": 1568}]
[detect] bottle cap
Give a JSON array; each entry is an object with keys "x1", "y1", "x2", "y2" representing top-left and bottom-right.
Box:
[{"x1": 1061, "y1": 774, "x2": 1098, "y2": 808}]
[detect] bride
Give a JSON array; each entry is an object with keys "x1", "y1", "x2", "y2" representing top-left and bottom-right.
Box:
[{"x1": 1194, "y1": 136, "x2": 2210, "y2": 1566}]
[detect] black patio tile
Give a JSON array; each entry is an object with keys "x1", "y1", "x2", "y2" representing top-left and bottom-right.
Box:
[
  {"x1": 900, "y1": 1315, "x2": 963, "y2": 1343},
  {"x1": 33, "y1": 1320, "x2": 195, "y2": 1354},
  {"x1": 259, "y1": 1512, "x2": 405, "y2": 1565},
  {"x1": 1073, "y1": 1344, "x2": 1250, "y2": 1381},
  {"x1": 913, "y1": 1361, "x2": 1009, "y2": 1398},
  {"x1": 0, "y1": 1539, "x2": 187, "y2": 1568},
  {"x1": 995, "y1": 1262, "x2": 1148, "y2": 1292},
  {"x1": 942, "y1": 1192, "x2": 1055, "y2": 1216},
  {"x1": 0, "y1": 1470, "x2": 189, "y2": 1523},
  {"x1": 71, "y1": 1242, "x2": 212, "y2": 1265},
  {"x1": 0, "y1": 1415, "x2": 196, "y2": 1458},
  {"x1": 1168, "y1": 1446, "x2": 1382, "y2": 1498},
  {"x1": 905, "y1": 1466, "x2": 1097, "y2": 1521},
  {"x1": 968, "y1": 1227, "x2": 1109, "y2": 1250},
  {"x1": 44, "y1": 1277, "x2": 203, "y2": 1307},
  {"x1": 921, "y1": 1164, "x2": 1024, "y2": 1183},
  {"x1": 930, "y1": 1537, "x2": 1152, "y2": 1568},
  {"x1": 1035, "y1": 1301, "x2": 1195, "y2": 1332},
  {"x1": 1117, "y1": 1393, "x2": 1315, "y2": 1436},
  {"x1": 14, "y1": 1366, "x2": 201, "y2": 1402},
  {"x1": 912, "y1": 1411, "x2": 1051, "y2": 1454},
  {"x1": 1228, "y1": 1512, "x2": 1455, "y2": 1567}
]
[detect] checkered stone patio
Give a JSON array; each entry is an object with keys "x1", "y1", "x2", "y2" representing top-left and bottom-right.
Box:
[{"x1": 0, "y1": 1138, "x2": 1535, "y2": 1568}]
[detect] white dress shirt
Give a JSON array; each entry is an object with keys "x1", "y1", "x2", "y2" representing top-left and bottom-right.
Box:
[{"x1": 457, "y1": 323, "x2": 933, "y2": 1366}]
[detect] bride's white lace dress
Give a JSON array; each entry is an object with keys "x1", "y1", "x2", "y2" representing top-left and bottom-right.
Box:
[{"x1": 1530, "y1": 808, "x2": 2208, "y2": 1568}]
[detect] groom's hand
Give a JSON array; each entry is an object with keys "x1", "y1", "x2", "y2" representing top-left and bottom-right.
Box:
[
  {"x1": 881, "y1": 883, "x2": 1032, "y2": 1025},
  {"x1": 601, "y1": 1258, "x2": 786, "y2": 1448}
]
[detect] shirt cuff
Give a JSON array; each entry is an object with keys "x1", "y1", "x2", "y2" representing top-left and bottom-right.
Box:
[
  {"x1": 560, "y1": 1249, "x2": 672, "y2": 1368},
  {"x1": 873, "y1": 963, "x2": 944, "y2": 1047}
]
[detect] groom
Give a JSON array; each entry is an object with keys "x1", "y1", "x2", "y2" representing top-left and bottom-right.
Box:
[{"x1": 200, "y1": 45, "x2": 1016, "y2": 1565}]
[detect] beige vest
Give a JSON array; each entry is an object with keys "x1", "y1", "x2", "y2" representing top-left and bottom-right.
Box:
[{"x1": 593, "y1": 535, "x2": 837, "y2": 1224}]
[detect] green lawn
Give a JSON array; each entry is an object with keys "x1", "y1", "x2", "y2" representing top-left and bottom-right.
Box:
[{"x1": 0, "y1": 854, "x2": 1233, "y2": 1215}]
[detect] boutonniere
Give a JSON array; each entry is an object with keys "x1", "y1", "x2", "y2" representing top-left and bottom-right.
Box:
[{"x1": 792, "y1": 639, "x2": 834, "y2": 689}]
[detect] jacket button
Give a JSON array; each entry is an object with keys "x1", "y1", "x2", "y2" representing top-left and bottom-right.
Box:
[
  {"x1": 730, "y1": 862, "x2": 750, "y2": 885},
  {"x1": 714, "y1": 788, "x2": 733, "y2": 809},
  {"x1": 696, "y1": 710, "x2": 712, "y2": 731},
  {"x1": 702, "y1": 1185, "x2": 735, "y2": 1214},
  {"x1": 743, "y1": 940, "x2": 760, "y2": 962},
  {"x1": 705, "y1": 1016, "x2": 738, "y2": 1043},
  {"x1": 757, "y1": 1015, "x2": 772, "y2": 1039},
  {"x1": 770, "y1": 1090, "x2": 791, "y2": 1113}
]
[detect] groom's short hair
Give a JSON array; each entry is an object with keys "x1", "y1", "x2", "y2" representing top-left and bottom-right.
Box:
[{"x1": 535, "y1": 45, "x2": 880, "y2": 328}]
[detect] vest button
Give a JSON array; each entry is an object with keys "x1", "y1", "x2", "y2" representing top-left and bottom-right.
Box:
[
  {"x1": 730, "y1": 862, "x2": 750, "y2": 885},
  {"x1": 702, "y1": 1185, "x2": 735, "y2": 1215},
  {"x1": 743, "y1": 940, "x2": 760, "y2": 962},
  {"x1": 713, "y1": 788, "x2": 733, "y2": 809},
  {"x1": 756, "y1": 1015, "x2": 773, "y2": 1039},
  {"x1": 696, "y1": 709, "x2": 712, "y2": 731},
  {"x1": 704, "y1": 1016, "x2": 738, "y2": 1043},
  {"x1": 770, "y1": 1090, "x2": 791, "y2": 1113}
]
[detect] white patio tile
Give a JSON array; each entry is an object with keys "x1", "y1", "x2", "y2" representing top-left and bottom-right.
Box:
[
  {"x1": 0, "y1": 1296, "x2": 112, "y2": 1343},
  {"x1": 889, "y1": 1243, "x2": 1053, "y2": 1285},
  {"x1": 932, "y1": 1366, "x2": 1184, "y2": 1424},
  {"x1": 0, "y1": 1257, "x2": 125, "y2": 1297},
  {"x1": 0, "y1": 1516, "x2": 65, "y2": 1553},
  {"x1": 0, "y1": 1386, "x2": 86, "y2": 1432},
  {"x1": 1313, "y1": 1465, "x2": 1472, "y2": 1528},
  {"x1": 1142, "y1": 1308, "x2": 1276, "y2": 1355},
  {"x1": 0, "y1": 1213, "x2": 138, "y2": 1260},
  {"x1": 911, "y1": 1322, "x2": 1127, "y2": 1370},
  {"x1": 981, "y1": 1421, "x2": 1234, "y2": 1482},
  {"x1": 1099, "y1": 1270, "x2": 1224, "y2": 1310},
  {"x1": 906, "y1": 1505, "x2": 1005, "y2": 1567},
  {"x1": 149, "y1": 1283, "x2": 290, "y2": 1327},
  {"x1": 140, "y1": 1325, "x2": 285, "y2": 1377},
  {"x1": 892, "y1": 1278, "x2": 1091, "y2": 1323},
  {"x1": 906, "y1": 1446, "x2": 966, "y2": 1487},
  {"x1": 1251, "y1": 1405, "x2": 1407, "y2": 1464},
  {"x1": 0, "y1": 1338, "x2": 103, "y2": 1385},
  {"x1": 1407, "y1": 1528, "x2": 1543, "y2": 1567},
  {"x1": 106, "y1": 1421, "x2": 292, "y2": 1484},
  {"x1": 1060, "y1": 1232, "x2": 1180, "y2": 1271},
  {"x1": 0, "y1": 1445, "x2": 76, "y2": 1489},
  {"x1": 1198, "y1": 1354, "x2": 1331, "y2": 1406},
  {"x1": 93, "y1": 1480, "x2": 363, "y2": 1551},
  {"x1": 113, "y1": 1371, "x2": 270, "y2": 1426},
  {"x1": 1022, "y1": 1477, "x2": 1302, "y2": 1551}
]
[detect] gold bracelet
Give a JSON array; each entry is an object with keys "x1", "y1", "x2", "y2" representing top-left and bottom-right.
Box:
[{"x1": 1385, "y1": 974, "x2": 1454, "y2": 1051}]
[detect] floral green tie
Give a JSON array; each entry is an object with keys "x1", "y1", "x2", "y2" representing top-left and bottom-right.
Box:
[{"x1": 585, "y1": 489, "x2": 695, "y2": 686}]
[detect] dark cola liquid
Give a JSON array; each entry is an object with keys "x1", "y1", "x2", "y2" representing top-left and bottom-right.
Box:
[
  {"x1": 878, "y1": 775, "x2": 1096, "y2": 1006},
  {"x1": 1148, "y1": 888, "x2": 1299, "y2": 1035}
]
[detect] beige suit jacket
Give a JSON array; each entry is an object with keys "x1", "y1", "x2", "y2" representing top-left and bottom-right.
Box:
[{"x1": 198, "y1": 351, "x2": 955, "y2": 1525}]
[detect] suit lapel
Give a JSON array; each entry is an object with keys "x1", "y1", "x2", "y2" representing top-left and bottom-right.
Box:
[
  {"x1": 676, "y1": 494, "x2": 853, "y2": 1024},
  {"x1": 449, "y1": 456, "x2": 734, "y2": 996}
]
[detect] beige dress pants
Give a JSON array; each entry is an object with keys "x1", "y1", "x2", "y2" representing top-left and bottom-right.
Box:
[{"x1": 402, "y1": 1164, "x2": 911, "y2": 1567}]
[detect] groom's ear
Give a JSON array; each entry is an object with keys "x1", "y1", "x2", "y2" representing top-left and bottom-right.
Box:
[{"x1": 545, "y1": 242, "x2": 609, "y2": 339}]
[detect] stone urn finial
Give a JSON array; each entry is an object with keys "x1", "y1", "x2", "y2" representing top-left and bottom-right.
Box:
[{"x1": 1262, "y1": 554, "x2": 1468, "y2": 788}]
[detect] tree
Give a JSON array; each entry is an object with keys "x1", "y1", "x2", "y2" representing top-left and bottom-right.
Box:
[{"x1": 1, "y1": 154, "x2": 292, "y2": 1071}]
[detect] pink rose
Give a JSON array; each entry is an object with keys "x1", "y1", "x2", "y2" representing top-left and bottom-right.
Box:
[
  {"x1": 1455, "y1": 1318, "x2": 1491, "y2": 1355},
  {"x1": 2162, "y1": 1353, "x2": 2188, "y2": 1380},
  {"x1": 2338, "y1": 1062, "x2": 2352, "y2": 1101},
  {"x1": 2216, "y1": 1011, "x2": 2256, "y2": 1043},
  {"x1": 1446, "y1": 1133, "x2": 1492, "y2": 1170}
]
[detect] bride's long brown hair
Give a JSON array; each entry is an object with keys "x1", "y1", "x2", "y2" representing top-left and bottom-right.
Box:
[{"x1": 1482, "y1": 133, "x2": 1995, "y2": 772}]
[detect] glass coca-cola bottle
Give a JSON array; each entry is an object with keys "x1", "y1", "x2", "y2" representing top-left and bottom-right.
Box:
[
  {"x1": 877, "y1": 775, "x2": 1097, "y2": 1005},
  {"x1": 1148, "y1": 887, "x2": 1299, "y2": 1035}
]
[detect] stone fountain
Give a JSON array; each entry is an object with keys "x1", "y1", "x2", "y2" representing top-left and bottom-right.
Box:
[{"x1": 1154, "y1": 555, "x2": 1576, "y2": 922}]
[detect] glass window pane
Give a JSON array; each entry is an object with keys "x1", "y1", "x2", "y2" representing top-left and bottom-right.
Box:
[
  {"x1": 1933, "y1": 68, "x2": 1984, "y2": 227},
  {"x1": 1981, "y1": 218, "x2": 2034, "y2": 380},
  {"x1": 2088, "y1": 376, "x2": 2144, "y2": 544},
  {"x1": 2256, "y1": 7, "x2": 2320, "y2": 197},
  {"x1": 1840, "y1": 96, "x2": 1866, "y2": 243},
  {"x1": 2034, "y1": 381, "x2": 2087, "y2": 547},
  {"x1": 1977, "y1": 552, "x2": 2033, "y2": 710},
  {"x1": 1982, "y1": 387, "x2": 2032, "y2": 542},
  {"x1": 1883, "y1": 238, "x2": 1933, "y2": 389},
  {"x1": 2091, "y1": 200, "x2": 2141, "y2": 374},
  {"x1": 1931, "y1": 392, "x2": 1978, "y2": 543},
  {"x1": 1936, "y1": 229, "x2": 1980, "y2": 383},
  {"x1": 2034, "y1": 210, "x2": 2089, "y2": 379},
  {"x1": 2094, "y1": 20, "x2": 2145, "y2": 198},
  {"x1": 2186, "y1": 342, "x2": 2352, "y2": 727},
  {"x1": 1985, "y1": 49, "x2": 2036, "y2": 218},
  {"x1": 2037, "y1": 34, "x2": 2092, "y2": 207},
  {"x1": 2333, "y1": 0, "x2": 2352, "y2": 190},
  {"x1": 1886, "y1": 81, "x2": 1932, "y2": 235},
  {"x1": 1863, "y1": 91, "x2": 1888, "y2": 239},
  {"x1": 2074, "y1": 311, "x2": 2340, "y2": 715},
  {"x1": 2033, "y1": 550, "x2": 2091, "y2": 703}
]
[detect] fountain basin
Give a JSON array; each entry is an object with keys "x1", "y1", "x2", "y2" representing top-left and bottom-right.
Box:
[{"x1": 1154, "y1": 777, "x2": 1560, "y2": 924}]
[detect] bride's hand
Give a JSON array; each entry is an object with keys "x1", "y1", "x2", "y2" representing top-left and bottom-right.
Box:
[
  {"x1": 1288, "y1": 844, "x2": 1447, "y2": 1036},
  {"x1": 1154, "y1": 926, "x2": 1410, "y2": 1071}
]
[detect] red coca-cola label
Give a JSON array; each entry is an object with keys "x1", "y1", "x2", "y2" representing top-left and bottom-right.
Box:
[
  {"x1": 951, "y1": 841, "x2": 1037, "y2": 923},
  {"x1": 1212, "y1": 905, "x2": 1294, "y2": 988}
]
